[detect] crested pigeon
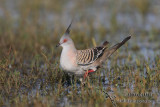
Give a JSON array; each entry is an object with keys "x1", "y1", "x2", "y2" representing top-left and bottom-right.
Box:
[{"x1": 56, "y1": 21, "x2": 131, "y2": 79}]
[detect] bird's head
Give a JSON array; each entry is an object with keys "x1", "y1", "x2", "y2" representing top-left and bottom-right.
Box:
[{"x1": 56, "y1": 20, "x2": 74, "y2": 48}]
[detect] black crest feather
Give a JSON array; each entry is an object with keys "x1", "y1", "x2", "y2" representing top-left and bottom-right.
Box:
[{"x1": 65, "y1": 19, "x2": 73, "y2": 34}]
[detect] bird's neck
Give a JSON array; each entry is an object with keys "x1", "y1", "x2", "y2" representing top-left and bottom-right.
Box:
[{"x1": 62, "y1": 44, "x2": 77, "y2": 54}]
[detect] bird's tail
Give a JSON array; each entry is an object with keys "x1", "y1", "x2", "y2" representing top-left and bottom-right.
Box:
[{"x1": 104, "y1": 36, "x2": 131, "y2": 58}]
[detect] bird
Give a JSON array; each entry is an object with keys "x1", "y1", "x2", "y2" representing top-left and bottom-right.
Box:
[{"x1": 56, "y1": 21, "x2": 131, "y2": 80}]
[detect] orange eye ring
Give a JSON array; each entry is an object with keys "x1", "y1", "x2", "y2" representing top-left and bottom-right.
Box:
[{"x1": 63, "y1": 39, "x2": 68, "y2": 43}]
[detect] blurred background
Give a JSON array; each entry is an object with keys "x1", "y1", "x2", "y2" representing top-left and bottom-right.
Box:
[
  {"x1": 0, "y1": 0, "x2": 160, "y2": 58},
  {"x1": 0, "y1": 0, "x2": 160, "y2": 107}
]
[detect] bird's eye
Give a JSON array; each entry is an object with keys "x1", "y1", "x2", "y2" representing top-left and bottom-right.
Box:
[{"x1": 63, "y1": 39, "x2": 68, "y2": 43}]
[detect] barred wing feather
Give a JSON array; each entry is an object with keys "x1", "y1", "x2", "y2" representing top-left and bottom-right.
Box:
[{"x1": 76, "y1": 47, "x2": 106, "y2": 66}]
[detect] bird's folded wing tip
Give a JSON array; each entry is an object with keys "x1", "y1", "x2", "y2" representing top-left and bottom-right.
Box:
[{"x1": 103, "y1": 41, "x2": 109, "y2": 46}]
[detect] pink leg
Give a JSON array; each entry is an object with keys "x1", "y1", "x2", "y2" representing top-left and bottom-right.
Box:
[{"x1": 83, "y1": 69, "x2": 94, "y2": 79}]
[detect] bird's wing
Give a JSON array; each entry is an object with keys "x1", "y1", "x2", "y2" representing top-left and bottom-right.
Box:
[{"x1": 76, "y1": 46, "x2": 106, "y2": 66}]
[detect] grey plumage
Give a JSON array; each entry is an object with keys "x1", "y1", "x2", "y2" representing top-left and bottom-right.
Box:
[
  {"x1": 57, "y1": 21, "x2": 131, "y2": 77},
  {"x1": 102, "y1": 36, "x2": 131, "y2": 59}
]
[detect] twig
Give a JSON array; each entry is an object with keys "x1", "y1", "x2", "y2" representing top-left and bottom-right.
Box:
[{"x1": 96, "y1": 87, "x2": 118, "y2": 107}]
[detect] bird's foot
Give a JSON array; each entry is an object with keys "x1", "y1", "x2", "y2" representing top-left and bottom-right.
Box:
[
  {"x1": 79, "y1": 69, "x2": 95, "y2": 86},
  {"x1": 83, "y1": 69, "x2": 95, "y2": 79}
]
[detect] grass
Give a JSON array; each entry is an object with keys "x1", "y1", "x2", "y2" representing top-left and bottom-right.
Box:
[
  {"x1": 0, "y1": 26, "x2": 159, "y2": 106},
  {"x1": 0, "y1": 0, "x2": 160, "y2": 107}
]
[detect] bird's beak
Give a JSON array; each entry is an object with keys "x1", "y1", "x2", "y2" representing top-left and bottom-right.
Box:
[{"x1": 56, "y1": 43, "x2": 60, "y2": 47}]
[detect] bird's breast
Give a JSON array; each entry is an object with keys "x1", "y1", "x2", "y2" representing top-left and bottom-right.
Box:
[{"x1": 60, "y1": 49, "x2": 78, "y2": 72}]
